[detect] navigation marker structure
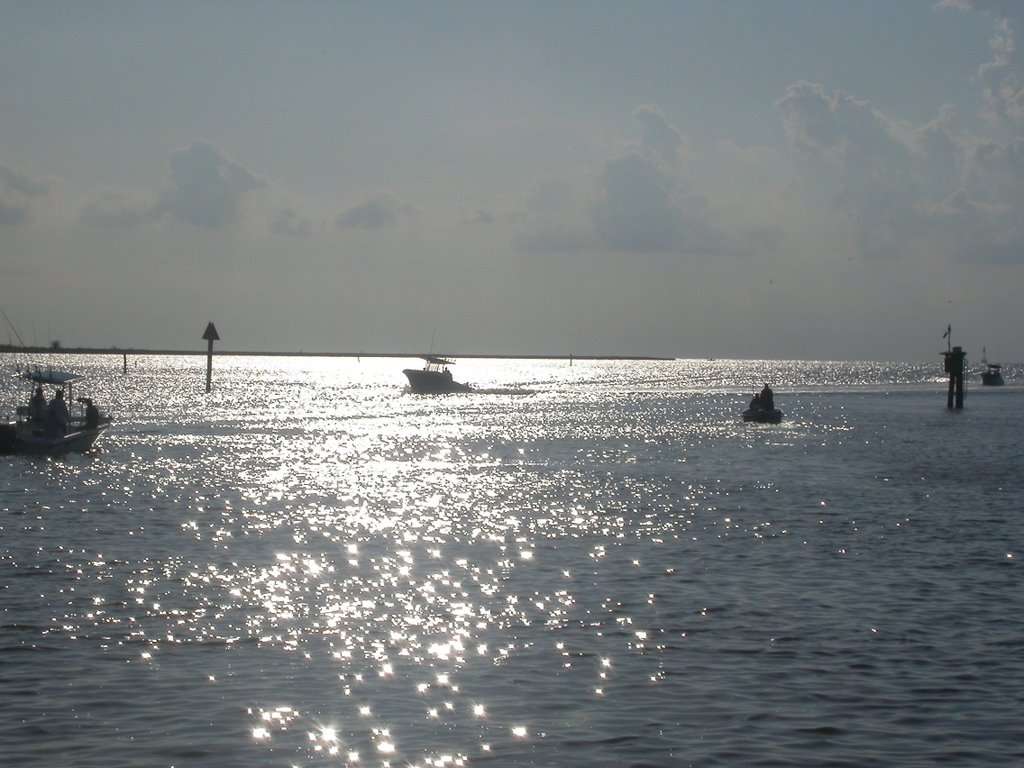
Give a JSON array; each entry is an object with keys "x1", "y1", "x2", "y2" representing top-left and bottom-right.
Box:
[{"x1": 203, "y1": 322, "x2": 220, "y2": 393}]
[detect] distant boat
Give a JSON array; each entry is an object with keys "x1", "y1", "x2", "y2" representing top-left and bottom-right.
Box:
[
  {"x1": 981, "y1": 363, "x2": 1004, "y2": 386},
  {"x1": 980, "y1": 347, "x2": 1004, "y2": 386},
  {"x1": 403, "y1": 356, "x2": 473, "y2": 394},
  {"x1": 742, "y1": 405, "x2": 784, "y2": 424},
  {"x1": 1, "y1": 367, "x2": 112, "y2": 455},
  {"x1": 742, "y1": 387, "x2": 783, "y2": 424}
]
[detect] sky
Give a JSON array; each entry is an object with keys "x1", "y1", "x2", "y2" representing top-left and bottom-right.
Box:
[{"x1": 2, "y1": 0, "x2": 1023, "y2": 361}]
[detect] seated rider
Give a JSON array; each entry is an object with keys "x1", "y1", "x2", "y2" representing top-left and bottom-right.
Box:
[
  {"x1": 759, "y1": 383, "x2": 774, "y2": 410},
  {"x1": 45, "y1": 389, "x2": 70, "y2": 437},
  {"x1": 30, "y1": 386, "x2": 46, "y2": 421},
  {"x1": 84, "y1": 398, "x2": 100, "y2": 429}
]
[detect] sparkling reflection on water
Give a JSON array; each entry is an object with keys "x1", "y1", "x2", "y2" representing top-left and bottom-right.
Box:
[{"x1": 1, "y1": 354, "x2": 1022, "y2": 766}]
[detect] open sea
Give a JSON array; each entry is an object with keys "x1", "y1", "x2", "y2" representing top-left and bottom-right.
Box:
[{"x1": 1, "y1": 353, "x2": 1022, "y2": 767}]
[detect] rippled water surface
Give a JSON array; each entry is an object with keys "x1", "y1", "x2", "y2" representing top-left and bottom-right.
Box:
[{"x1": 2, "y1": 354, "x2": 1022, "y2": 766}]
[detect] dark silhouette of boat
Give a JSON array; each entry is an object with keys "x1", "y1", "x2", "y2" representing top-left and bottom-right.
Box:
[
  {"x1": 742, "y1": 405, "x2": 784, "y2": 424},
  {"x1": 742, "y1": 385, "x2": 783, "y2": 423},
  {"x1": 981, "y1": 363, "x2": 1004, "y2": 386},
  {"x1": 980, "y1": 347, "x2": 1004, "y2": 386},
  {"x1": 402, "y1": 356, "x2": 473, "y2": 394},
  {"x1": 1, "y1": 367, "x2": 111, "y2": 455}
]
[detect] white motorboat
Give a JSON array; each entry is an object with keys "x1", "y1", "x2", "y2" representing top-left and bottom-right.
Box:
[
  {"x1": 1, "y1": 367, "x2": 111, "y2": 455},
  {"x1": 402, "y1": 356, "x2": 473, "y2": 394}
]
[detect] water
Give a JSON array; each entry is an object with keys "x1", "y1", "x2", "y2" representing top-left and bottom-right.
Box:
[{"x1": 1, "y1": 354, "x2": 1022, "y2": 767}]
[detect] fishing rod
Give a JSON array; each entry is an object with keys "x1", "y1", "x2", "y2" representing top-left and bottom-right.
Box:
[{"x1": 0, "y1": 304, "x2": 26, "y2": 347}]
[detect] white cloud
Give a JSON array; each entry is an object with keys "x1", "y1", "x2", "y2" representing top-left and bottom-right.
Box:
[
  {"x1": 516, "y1": 107, "x2": 766, "y2": 257},
  {"x1": 939, "y1": 1, "x2": 1024, "y2": 125},
  {"x1": 777, "y1": 74, "x2": 1024, "y2": 262},
  {"x1": 526, "y1": 175, "x2": 579, "y2": 214},
  {"x1": 271, "y1": 207, "x2": 319, "y2": 238},
  {"x1": 335, "y1": 191, "x2": 417, "y2": 230},
  {"x1": 153, "y1": 141, "x2": 263, "y2": 228},
  {"x1": 79, "y1": 189, "x2": 151, "y2": 229},
  {"x1": 0, "y1": 165, "x2": 49, "y2": 198},
  {"x1": 634, "y1": 104, "x2": 686, "y2": 162},
  {"x1": 589, "y1": 109, "x2": 733, "y2": 255},
  {"x1": 468, "y1": 208, "x2": 494, "y2": 224},
  {"x1": 592, "y1": 150, "x2": 693, "y2": 253},
  {"x1": 0, "y1": 164, "x2": 49, "y2": 225},
  {"x1": 0, "y1": 193, "x2": 30, "y2": 226}
]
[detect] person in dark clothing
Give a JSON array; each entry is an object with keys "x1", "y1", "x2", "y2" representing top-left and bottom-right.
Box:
[
  {"x1": 759, "y1": 383, "x2": 774, "y2": 410},
  {"x1": 30, "y1": 386, "x2": 46, "y2": 421},
  {"x1": 84, "y1": 398, "x2": 100, "y2": 429}
]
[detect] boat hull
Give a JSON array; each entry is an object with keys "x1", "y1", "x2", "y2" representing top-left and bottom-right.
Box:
[
  {"x1": 403, "y1": 368, "x2": 473, "y2": 394},
  {"x1": 981, "y1": 372, "x2": 1004, "y2": 386},
  {"x1": 742, "y1": 408, "x2": 783, "y2": 424},
  {"x1": 0, "y1": 421, "x2": 109, "y2": 455}
]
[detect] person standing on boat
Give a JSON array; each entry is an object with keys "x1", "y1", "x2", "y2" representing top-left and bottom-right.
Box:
[
  {"x1": 759, "y1": 383, "x2": 774, "y2": 410},
  {"x1": 30, "y1": 386, "x2": 46, "y2": 421},
  {"x1": 84, "y1": 398, "x2": 100, "y2": 429},
  {"x1": 46, "y1": 389, "x2": 70, "y2": 436}
]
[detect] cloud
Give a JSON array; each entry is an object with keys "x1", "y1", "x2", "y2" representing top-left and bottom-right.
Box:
[
  {"x1": 271, "y1": 207, "x2": 319, "y2": 237},
  {"x1": 592, "y1": 150, "x2": 690, "y2": 253},
  {"x1": 80, "y1": 189, "x2": 151, "y2": 229},
  {"x1": 916, "y1": 188, "x2": 1021, "y2": 262},
  {"x1": 515, "y1": 172, "x2": 595, "y2": 251},
  {"x1": 590, "y1": 109, "x2": 724, "y2": 255},
  {"x1": 153, "y1": 141, "x2": 263, "y2": 228},
  {"x1": 0, "y1": 194, "x2": 30, "y2": 226},
  {"x1": 777, "y1": 77, "x2": 1024, "y2": 262},
  {"x1": 975, "y1": 5, "x2": 1024, "y2": 124},
  {"x1": 0, "y1": 164, "x2": 49, "y2": 225},
  {"x1": 335, "y1": 191, "x2": 417, "y2": 230},
  {"x1": 0, "y1": 165, "x2": 49, "y2": 198},
  {"x1": 776, "y1": 81, "x2": 915, "y2": 163},
  {"x1": 777, "y1": 82, "x2": 942, "y2": 257},
  {"x1": 774, "y1": 4, "x2": 1024, "y2": 264},
  {"x1": 516, "y1": 107, "x2": 746, "y2": 256},
  {"x1": 939, "y1": 1, "x2": 1024, "y2": 125},
  {"x1": 465, "y1": 208, "x2": 494, "y2": 224},
  {"x1": 526, "y1": 175, "x2": 578, "y2": 214},
  {"x1": 634, "y1": 104, "x2": 686, "y2": 162},
  {"x1": 929, "y1": 137, "x2": 1024, "y2": 261}
]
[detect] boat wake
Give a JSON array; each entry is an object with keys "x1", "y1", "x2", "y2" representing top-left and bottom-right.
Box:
[{"x1": 470, "y1": 387, "x2": 537, "y2": 396}]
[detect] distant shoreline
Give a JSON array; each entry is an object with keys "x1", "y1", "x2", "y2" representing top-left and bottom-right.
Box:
[{"x1": 0, "y1": 345, "x2": 673, "y2": 362}]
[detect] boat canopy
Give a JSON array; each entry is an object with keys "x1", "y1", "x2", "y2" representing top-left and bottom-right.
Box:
[
  {"x1": 422, "y1": 356, "x2": 456, "y2": 366},
  {"x1": 20, "y1": 368, "x2": 84, "y2": 386}
]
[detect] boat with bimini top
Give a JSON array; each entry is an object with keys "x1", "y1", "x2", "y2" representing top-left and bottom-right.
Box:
[
  {"x1": 403, "y1": 356, "x2": 473, "y2": 394},
  {"x1": 980, "y1": 347, "x2": 1004, "y2": 386},
  {"x1": 1, "y1": 367, "x2": 111, "y2": 455},
  {"x1": 981, "y1": 363, "x2": 1004, "y2": 386}
]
